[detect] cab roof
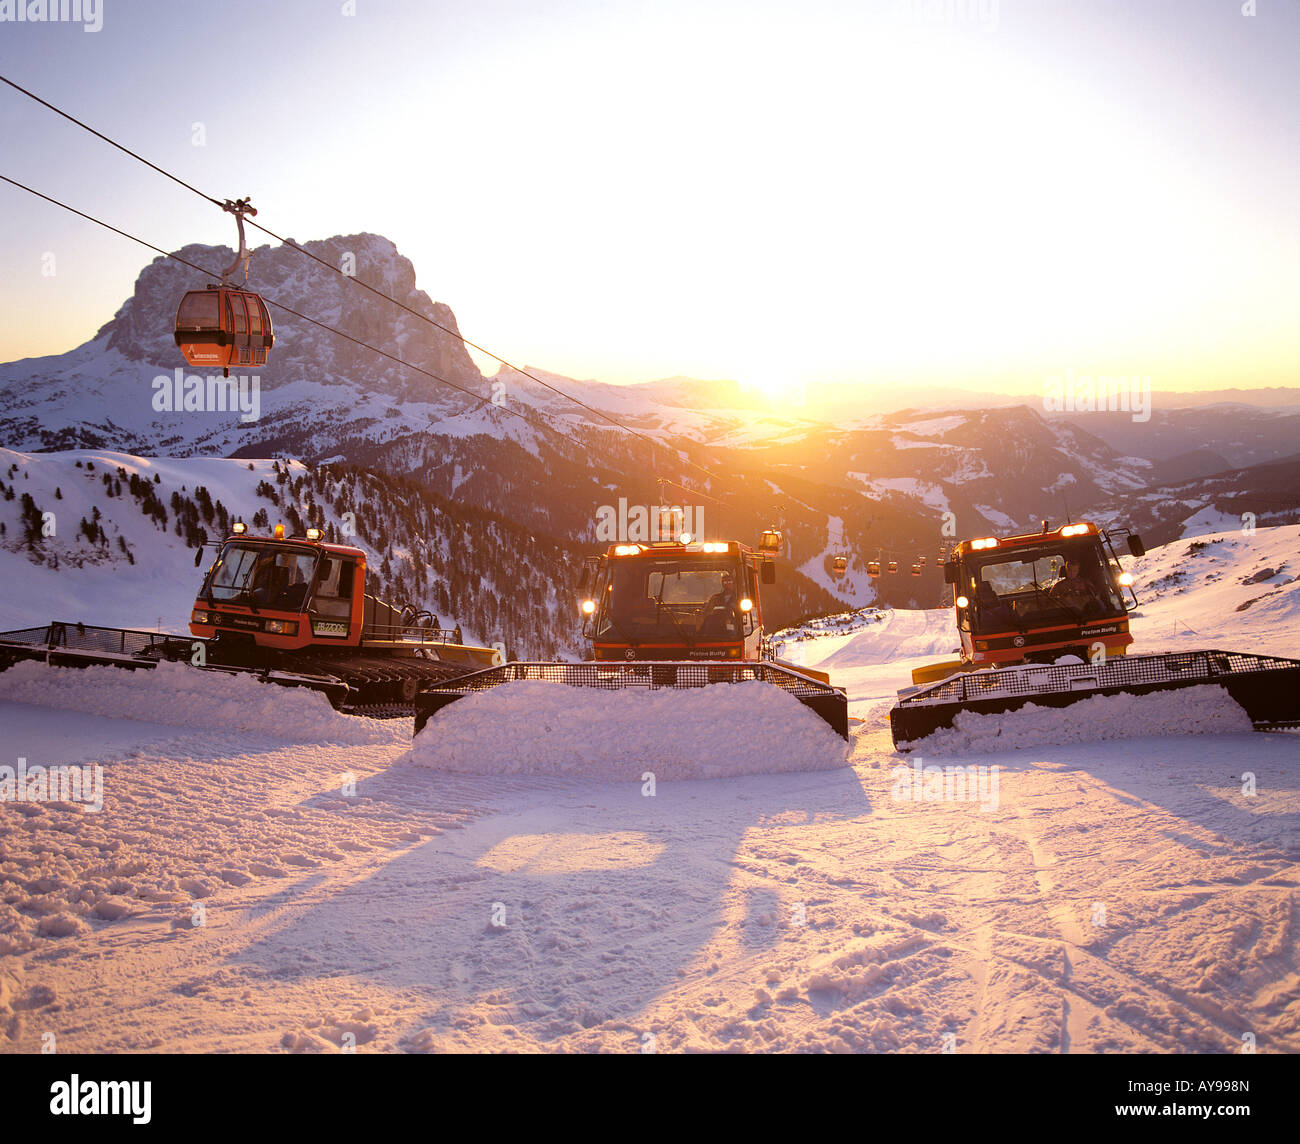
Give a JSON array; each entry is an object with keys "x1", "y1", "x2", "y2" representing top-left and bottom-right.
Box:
[
  {"x1": 224, "y1": 530, "x2": 365, "y2": 560},
  {"x1": 599, "y1": 539, "x2": 755, "y2": 559},
  {"x1": 954, "y1": 521, "x2": 1101, "y2": 556}
]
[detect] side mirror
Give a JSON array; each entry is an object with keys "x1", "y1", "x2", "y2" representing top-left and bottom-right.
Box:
[
  {"x1": 194, "y1": 547, "x2": 204, "y2": 567},
  {"x1": 943, "y1": 560, "x2": 959, "y2": 584},
  {"x1": 1127, "y1": 534, "x2": 1146, "y2": 558},
  {"x1": 578, "y1": 566, "x2": 590, "y2": 592},
  {"x1": 760, "y1": 561, "x2": 776, "y2": 585}
]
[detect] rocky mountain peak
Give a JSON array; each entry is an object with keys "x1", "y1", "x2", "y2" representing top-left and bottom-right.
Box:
[{"x1": 93, "y1": 232, "x2": 483, "y2": 404}]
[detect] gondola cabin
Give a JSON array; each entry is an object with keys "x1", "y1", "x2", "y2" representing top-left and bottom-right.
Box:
[
  {"x1": 888, "y1": 561, "x2": 899, "y2": 574},
  {"x1": 175, "y1": 288, "x2": 274, "y2": 377},
  {"x1": 832, "y1": 555, "x2": 848, "y2": 575},
  {"x1": 868, "y1": 561, "x2": 880, "y2": 578}
]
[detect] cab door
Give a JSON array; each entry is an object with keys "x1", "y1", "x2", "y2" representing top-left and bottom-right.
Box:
[
  {"x1": 741, "y1": 561, "x2": 762, "y2": 661},
  {"x1": 308, "y1": 555, "x2": 359, "y2": 643}
]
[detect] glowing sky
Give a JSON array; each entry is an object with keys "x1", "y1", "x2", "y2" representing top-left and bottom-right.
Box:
[{"x1": 0, "y1": 0, "x2": 1296, "y2": 396}]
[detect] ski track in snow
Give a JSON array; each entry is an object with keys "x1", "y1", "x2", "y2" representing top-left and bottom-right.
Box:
[{"x1": 1, "y1": 525, "x2": 1298, "y2": 1053}]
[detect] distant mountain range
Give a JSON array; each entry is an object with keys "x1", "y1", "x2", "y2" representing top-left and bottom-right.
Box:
[{"x1": 2, "y1": 232, "x2": 1295, "y2": 647}]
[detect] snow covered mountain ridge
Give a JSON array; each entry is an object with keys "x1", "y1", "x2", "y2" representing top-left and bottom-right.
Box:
[{"x1": 0, "y1": 448, "x2": 578, "y2": 659}]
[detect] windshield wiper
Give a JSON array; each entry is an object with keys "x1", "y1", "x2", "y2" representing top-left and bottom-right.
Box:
[
  {"x1": 234, "y1": 564, "x2": 261, "y2": 614},
  {"x1": 655, "y1": 597, "x2": 696, "y2": 648},
  {"x1": 1028, "y1": 578, "x2": 1083, "y2": 624},
  {"x1": 599, "y1": 609, "x2": 639, "y2": 648}
]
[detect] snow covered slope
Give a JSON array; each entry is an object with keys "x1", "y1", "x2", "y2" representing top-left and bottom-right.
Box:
[
  {"x1": 773, "y1": 604, "x2": 955, "y2": 718},
  {"x1": 0, "y1": 447, "x2": 578, "y2": 656},
  {"x1": 0, "y1": 448, "x2": 306, "y2": 632},
  {"x1": 1126, "y1": 523, "x2": 1300, "y2": 660}
]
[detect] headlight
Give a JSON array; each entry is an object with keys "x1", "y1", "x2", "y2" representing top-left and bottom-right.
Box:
[
  {"x1": 956, "y1": 595, "x2": 970, "y2": 609},
  {"x1": 191, "y1": 609, "x2": 211, "y2": 624},
  {"x1": 739, "y1": 598, "x2": 753, "y2": 612},
  {"x1": 581, "y1": 599, "x2": 596, "y2": 615},
  {"x1": 1118, "y1": 571, "x2": 1133, "y2": 586},
  {"x1": 264, "y1": 620, "x2": 299, "y2": 635}
]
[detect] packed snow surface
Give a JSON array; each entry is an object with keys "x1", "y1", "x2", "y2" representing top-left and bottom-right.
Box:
[
  {"x1": 408, "y1": 679, "x2": 848, "y2": 780},
  {"x1": 0, "y1": 524, "x2": 1297, "y2": 1054},
  {"x1": 907, "y1": 684, "x2": 1255, "y2": 755}
]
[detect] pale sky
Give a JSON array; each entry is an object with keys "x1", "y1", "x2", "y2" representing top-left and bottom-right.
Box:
[{"x1": 0, "y1": 0, "x2": 1296, "y2": 397}]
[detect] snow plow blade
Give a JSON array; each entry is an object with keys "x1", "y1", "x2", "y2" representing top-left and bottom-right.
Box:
[
  {"x1": 0, "y1": 621, "x2": 195, "y2": 672},
  {"x1": 0, "y1": 621, "x2": 348, "y2": 708},
  {"x1": 890, "y1": 649, "x2": 1300, "y2": 749},
  {"x1": 414, "y1": 660, "x2": 850, "y2": 740}
]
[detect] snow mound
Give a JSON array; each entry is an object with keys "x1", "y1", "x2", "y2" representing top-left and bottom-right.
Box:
[
  {"x1": 407, "y1": 679, "x2": 848, "y2": 780},
  {"x1": 0, "y1": 660, "x2": 391, "y2": 745},
  {"x1": 911, "y1": 684, "x2": 1255, "y2": 755}
]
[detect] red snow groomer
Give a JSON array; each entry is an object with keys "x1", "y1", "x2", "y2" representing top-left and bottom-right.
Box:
[
  {"x1": 0, "y1": 522, "x2": 499, "y2": 713},
  {"x1": 917, "y1": 520, "x2": 1141, "y2": 683},
  {"x1": 890, "y1": 520, "x2": 1300, "y2": 748},
  {"x1": 414, "y1": 522, "x2": 850, "y2": 739},
  {"x1": 581, "y1": 535, "x2": 771, "y2": 665}
]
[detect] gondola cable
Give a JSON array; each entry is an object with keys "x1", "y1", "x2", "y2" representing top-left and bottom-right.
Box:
[{"x1": 0, "y1": 73, "x2": 739, "y2": 496}]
